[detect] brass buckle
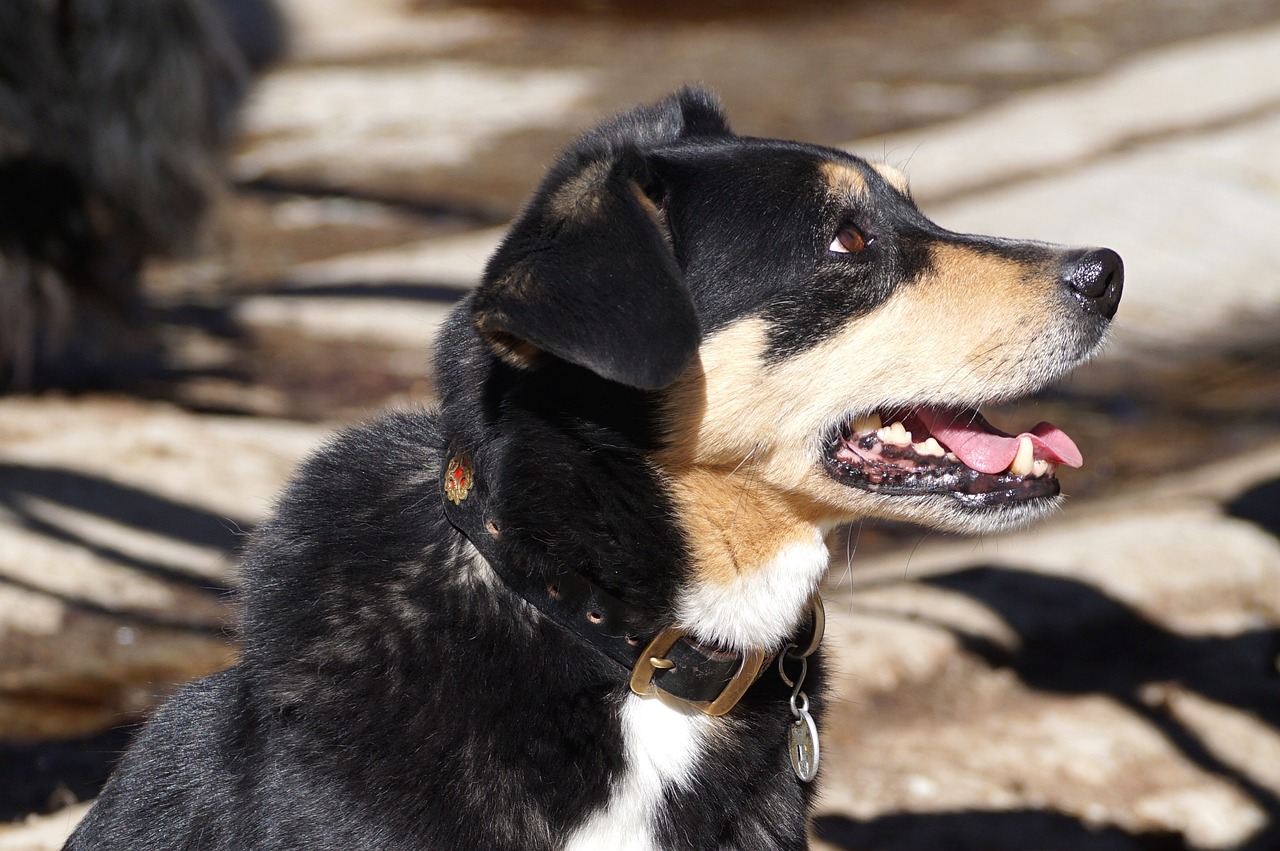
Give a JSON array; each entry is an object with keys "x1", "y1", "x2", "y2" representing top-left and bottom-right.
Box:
[{"x1": 629, "y1": 627, "x2": 769, "y2": 717}]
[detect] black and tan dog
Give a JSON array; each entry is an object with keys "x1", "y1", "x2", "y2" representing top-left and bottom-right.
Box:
[{"x1": 66, "y1": 88, "x2": 1121, "y2": 850}]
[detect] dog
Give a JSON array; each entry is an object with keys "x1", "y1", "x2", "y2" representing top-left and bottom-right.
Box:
[
  {"x1": 0, "y1": 0, "x2": 284, "y2": 388},
  {"x1": 64, "y1": 88, "x2": 1122, "y2": 850}
]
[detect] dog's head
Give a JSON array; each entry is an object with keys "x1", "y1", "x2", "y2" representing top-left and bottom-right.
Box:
[
  {"x1": 472, "y1": 87, "x2": 1119, "y2": 527},
  {"x1": 458, "y1": 88, "x2": 1121, "y2": 648}
]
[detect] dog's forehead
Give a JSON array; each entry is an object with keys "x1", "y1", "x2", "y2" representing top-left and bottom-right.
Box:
[
  {"x1": 658, "y1": 139, "x2": 911, "y2": 222},
  {"x1": 813, "y1": 152, "x2": 914, "y2": 204},
  {"x1": 674, "y1": 138, "x2": 895, "y2": 185}
]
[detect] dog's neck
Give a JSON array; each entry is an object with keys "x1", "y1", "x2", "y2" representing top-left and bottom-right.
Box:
[
  {"x1": 663, "y1": 465, "x2": 831, "y2": 650},
  {"x1": 438, "y1": 443, "x2": 824, "y2": 716}
]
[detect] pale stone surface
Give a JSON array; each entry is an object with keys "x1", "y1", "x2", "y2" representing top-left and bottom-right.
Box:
[
  {"x1": 237, "y1": 294, "x2": 457, "y2": 349},
  {"x1": 233, "y1": 23, "x2": 1280, "y2": 366},
  {"x1": 282, "y1": 227, "x2": 505, "y2": 290},
  {"x1": 0, "y1": 397, "x2": 324, "y2": 524},
  {"x1": 236, "y1": 227, "x2": 502, "y2": 347},
  {"x1": 847, "y1": 22, "x2": 1280, "y2": 204},
  {"x1": 0, "y1": 398, "x2": 324, "y2": 738},
  {"x1": 845, "y1": 25, "x2": 1280, "y2": 360},
  {"x1": 1164, "y1": 689, "x2": 1280, "y2": 797},
  {"x1": 823, "y1": 688, "x2": 1269, "y2": 849},
  {"x1": 274, "y1": 0, "x2": 499, "y2": 63},
  {"x1": 845, "y1": 502, "x2": 1280, "y2": 636},
  {"x1": 237, "y1": 63, "x2": 596, "y2": 182},
  {"x1": 929, "y1": 120, "x2": 1280, "y2": 356},
  {"x1": 822, "y1": 607, "x2": 962, "y2": 698},
  {"x1": 818, "y1": 439, "x2": 1280, "y2": 848},
  {"x1": 0, "y1": 805, "x2": 88, "y2": 851}
]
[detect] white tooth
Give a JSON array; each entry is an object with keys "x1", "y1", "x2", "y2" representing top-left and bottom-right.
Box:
[
  {"x1": 1031, "y1": 459, "x2": 1050, "y2": 478},
  {"x1": 916, "y1": 437, "x2": 945, "y2": 457},
  {"x1": 851, "y1": 412, "x2": 883, "y2": 434},
  {"x1": 881, "y1": 422, "x2": 911, "y2": 445},
  {"x1": 945, "y1": 452, "x2": 959, "y2": 462},
  {"x1": 1009, "y1": 436, "x2": 1035, "y2": 476}
]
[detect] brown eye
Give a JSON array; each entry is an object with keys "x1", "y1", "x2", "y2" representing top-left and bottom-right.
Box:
[{"x1": 829, "y1": 225, "x2": 868, "y2": 255}]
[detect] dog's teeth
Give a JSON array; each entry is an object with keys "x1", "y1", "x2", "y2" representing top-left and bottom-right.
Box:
[
  {"x1": 1031, "y1": 459, "x2": 1050, "y2": 478},
  {"x1": 878, "y1": 422, "x2": 912, "y2": 446},
  {"x1": 945, "y1": 451, "x2": 959, "y2": 462},
  {"x1": 1009, "y1": 436, "x2": 1035, "y2": 476},
  {"x1": 850, "y1": 412, "x2": 883, "y2": 434},
  {"x1": 916, "y1": 437, "x2": 945, "y2": 457}
]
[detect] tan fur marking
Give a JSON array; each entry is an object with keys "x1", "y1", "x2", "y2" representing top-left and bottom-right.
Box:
[
  {"x1": 546, "y1": 159, "x2": 613, "y2": 222},
  {"x1": 630, "y1": 181, "x2": 661, "y2": 220},
  {"x1": 473, "y1": 264, "x2": 545, "y2": 369},
  {"x1": 660, "y1": 241, "x2": 1068, "y2": 527},
  {"x1": 662, "y1": 466, "x2": 822, "y2": 587},
  {"x1": 870, "y1": 162, "x2": 911, "y2": 196},
  {"x1": 477, "y1": 328, "x2": 543, "y2": 370},
  {"x1": 820, "y1": 161, "x2": 867, "y2": 199}
]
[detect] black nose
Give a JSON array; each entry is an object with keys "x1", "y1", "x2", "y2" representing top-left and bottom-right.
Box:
[{"x1": 1062, "y1": 248, "x2": 1123, "y2": 320}]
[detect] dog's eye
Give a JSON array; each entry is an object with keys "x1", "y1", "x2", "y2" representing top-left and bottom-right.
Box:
[{"x1": 829, "y1": 225, "x2": 869, "y2": 255}]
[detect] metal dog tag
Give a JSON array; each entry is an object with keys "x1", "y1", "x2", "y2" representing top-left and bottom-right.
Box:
[{"x1": 787, "y1": 705, "x2": 820, "y2": 782}]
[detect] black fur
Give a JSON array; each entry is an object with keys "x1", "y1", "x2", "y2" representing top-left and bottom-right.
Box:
[
  {"x1": 0, "y1": 0, "x2": 282, "y2": 387},
  {"x1": 66, "y1": 88, "x2": 1115, "y2": 850},
  {"x1": 65, "y1": 88, "x2": 827, "y2": 851}
]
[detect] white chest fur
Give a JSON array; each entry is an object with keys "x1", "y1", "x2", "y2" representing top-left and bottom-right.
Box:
[
  {"x1": 561, "y1": 695, "x2": 710, "y2": 851},
  {"x1": 675, "y1": 532, "x2": 830, "y2": 650}
]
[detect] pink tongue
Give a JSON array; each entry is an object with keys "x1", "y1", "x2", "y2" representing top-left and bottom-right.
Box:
[{"x1": 914, "y1": 409, "x2": 1083, "y2": 475}]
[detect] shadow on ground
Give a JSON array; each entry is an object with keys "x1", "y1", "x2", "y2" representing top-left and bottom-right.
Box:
[
  {"x1": 0, "y1": 462, "x2": 242, "y2": 599},
  {"x1": 0, "y1": 726, "x2": 138, "y2": 822},
  {"x1": 815, "y1": 810, "x2": 1186, "y2": 851},
  {"x1": 823, "y1": 478, "x2": 1280, "y2": 850},
  {"x1": 0, "y1": 465, "x2": 241, "y2": 817}
]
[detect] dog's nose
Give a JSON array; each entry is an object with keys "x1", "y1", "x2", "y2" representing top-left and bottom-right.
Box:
[{"x1": 1062, "y1": 248, "x2": 1123, "y2": 320}]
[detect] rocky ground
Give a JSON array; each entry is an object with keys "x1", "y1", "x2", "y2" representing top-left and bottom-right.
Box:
[{"x1": 3, "y1": 1, "x2": 1280, "y2": 848}]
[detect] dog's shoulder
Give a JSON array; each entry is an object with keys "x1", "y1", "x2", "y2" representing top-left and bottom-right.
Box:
[
  {"x1": 272, "y1": 406, "x2": 448, "y2": 521},
  {"x1": 64, "y1": 669, "x2": 258, "y2": 849},
  {"x1": 238, "y1": 407, "x2": 458, "y2": 677},
  {"x1": 246, "y1": 406, "x2": 450, "y2": 582}
]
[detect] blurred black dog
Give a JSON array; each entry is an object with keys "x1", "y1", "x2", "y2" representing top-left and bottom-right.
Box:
[{"x1": 0, "y1": 0, "x2": 284, "y2": 388}]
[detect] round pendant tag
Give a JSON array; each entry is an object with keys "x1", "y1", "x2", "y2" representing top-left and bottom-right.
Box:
[{"x1": 788, "y1": 707, "x2": 820, "y2": 782}]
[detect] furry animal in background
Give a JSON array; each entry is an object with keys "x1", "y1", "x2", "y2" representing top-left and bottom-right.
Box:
[{"x1": 0, "y1": 0, "x2": 285, "y2": 388}]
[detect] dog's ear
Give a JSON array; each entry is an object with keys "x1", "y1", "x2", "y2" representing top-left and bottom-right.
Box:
[{"x1": 473, "y1": 88, "x2": 730, "y2": 390}]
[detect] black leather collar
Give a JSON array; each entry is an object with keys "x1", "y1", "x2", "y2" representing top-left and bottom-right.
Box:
[{"x1": 439, "y1": 445, "x2": 821, "y2": 716}]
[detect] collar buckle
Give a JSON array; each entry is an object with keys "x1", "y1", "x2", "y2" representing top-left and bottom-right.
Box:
[{"x1": 629, "y1": 627, "x2": 769, "y2": 717}]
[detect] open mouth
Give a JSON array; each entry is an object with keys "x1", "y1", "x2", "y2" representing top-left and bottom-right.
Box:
[{"x1": 823, "y1": 407, "x2": 1083, "y2": 509}]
